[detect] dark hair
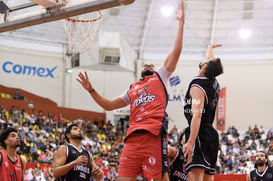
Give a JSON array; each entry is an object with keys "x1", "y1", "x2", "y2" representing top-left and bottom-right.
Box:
[
  {"x1": 204, "y1": 58, "x2": 223, "y2": 79},
  {"x1": 0, "y1": 127, "x2": 17, "y2": 149},
  {"x1": 65, "y1": 124, "x2": 80, "y2": 143}
]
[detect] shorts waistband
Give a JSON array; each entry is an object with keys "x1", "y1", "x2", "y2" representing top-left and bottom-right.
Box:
[{"x1": 132, "y1": 129, "x2": 149, "y2": 134}]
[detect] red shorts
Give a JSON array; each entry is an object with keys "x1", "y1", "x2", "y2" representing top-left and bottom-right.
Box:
[{"x1": 118, "y1": 130, "x2": 169, "y2": 179}]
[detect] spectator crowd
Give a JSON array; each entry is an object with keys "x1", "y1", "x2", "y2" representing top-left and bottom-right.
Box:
[{"x1": 0, "y1": 103, "x2": 273, "y2": 180}]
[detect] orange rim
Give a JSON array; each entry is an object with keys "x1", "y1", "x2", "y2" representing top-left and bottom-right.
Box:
[{"x1": 66, "y1": 10, "x2": 103, "y2": 23}]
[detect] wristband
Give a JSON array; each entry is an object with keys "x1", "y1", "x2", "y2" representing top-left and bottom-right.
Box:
[{"x1": 89, "y1": 89, "x2": 95, "y2": 94}]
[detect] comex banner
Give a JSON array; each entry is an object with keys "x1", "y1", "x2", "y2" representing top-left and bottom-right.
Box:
[
  {"x1": 2, "y1": 61, "x2": 57, "y2": 78},
  {"x1": 0, "y1": 52, "x2": 63, "y2": 105}
]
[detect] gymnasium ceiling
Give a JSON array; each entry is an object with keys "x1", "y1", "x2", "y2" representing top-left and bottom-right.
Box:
[{"x1": 0, "y1": 0, "x2": 273, "y2": 61}]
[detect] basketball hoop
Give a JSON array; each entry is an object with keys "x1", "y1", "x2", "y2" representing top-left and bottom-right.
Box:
[{"x1": 64, "y1": 10, "x2": 103, "y2": 55}]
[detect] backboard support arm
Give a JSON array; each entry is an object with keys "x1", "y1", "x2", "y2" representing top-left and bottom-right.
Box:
[{"x1": 0, "y1": 0, "x2": 134, "y2": 33}]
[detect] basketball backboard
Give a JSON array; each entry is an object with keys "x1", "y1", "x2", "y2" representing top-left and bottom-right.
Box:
[{"x1": 0, "y1": 0, "x2": 134, "y2": 33}]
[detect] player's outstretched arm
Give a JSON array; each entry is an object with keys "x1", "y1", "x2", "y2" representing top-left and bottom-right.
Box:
[
  {"x1": 183, "y1": 86, "x2": 205, "y2": 163},
  {"x1": 164, "y1": 0, "x2": 185, "y2": 73},
  {"x1": 77, "y1": 71, "x2": 128, "y2": 111},
  {"x1": 206, "y1": 44, "x2": 222, "y2": 60}
]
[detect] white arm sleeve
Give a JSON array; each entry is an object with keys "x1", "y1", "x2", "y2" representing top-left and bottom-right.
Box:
[
  {"x1": 156, "y1": 64, "x2": 172, "y2": 87},
  {"x1": 119, "y1": 88, "x2": 130, "y2": 105}
]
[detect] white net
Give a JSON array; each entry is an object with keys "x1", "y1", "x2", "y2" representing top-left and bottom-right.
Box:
[{"x1": 64, "y1": 10, "x2": 103, "y2": 55}]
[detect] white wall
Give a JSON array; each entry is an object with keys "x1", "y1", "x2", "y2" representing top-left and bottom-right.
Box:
[{"x1": 218, "y1": 60, "x2": 273, "y2": 130}]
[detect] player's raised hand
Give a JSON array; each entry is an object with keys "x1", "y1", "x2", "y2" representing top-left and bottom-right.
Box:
[
  {"x1": 209, "y1": 44, "x2": 223, "y2": 48},
  {"x1": 206, "y1": 44, "x2": 223, "y2": 59},
  {"x1": 77, "y1": 71, "x2": 93, "y2": 93},
  {"x1": 176, "y1": 0, "x2": 185, "y2": 23}
]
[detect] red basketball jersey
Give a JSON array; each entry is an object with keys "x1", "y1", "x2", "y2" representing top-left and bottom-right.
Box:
[
  {"x1": 0, "y1": 150, "x2": 23, "y2": 181},
  {"x1": 126, "y1": 72, "x2": 168, "y2": 138}
]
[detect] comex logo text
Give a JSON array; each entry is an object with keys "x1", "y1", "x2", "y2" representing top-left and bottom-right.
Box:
[{"x1": 2, "y1": 61, "x2": 57, "y2": 78}]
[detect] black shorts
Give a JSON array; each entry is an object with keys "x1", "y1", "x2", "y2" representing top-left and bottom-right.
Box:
[{"x1": 184, "y1": 125, "x2": 219, "y2": 175}]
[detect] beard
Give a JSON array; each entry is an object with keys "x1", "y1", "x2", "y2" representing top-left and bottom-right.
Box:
[
  {"x1": 71, "y1": 134, "x2": 83, "y2": 140},
  {"x1": 15, "y1": 140, "x2": 20, "y2": 147},
  {"x1": 141, "y1": 70, "x2": 154, "y2": 78},
  {"x1": 256, "y1": 159, "x2": 266, "y2": 167}
]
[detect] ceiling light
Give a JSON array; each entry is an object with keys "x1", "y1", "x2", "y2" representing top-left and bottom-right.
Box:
[
  {"x1": 240, "y1": 29, "x2": 251, "y2": 39},
  {"x1": 161, "y1": 6, "x2": 173, "y2": 17}
]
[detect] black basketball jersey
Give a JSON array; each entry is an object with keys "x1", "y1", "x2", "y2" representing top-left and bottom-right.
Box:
[
  {"x1": 169, "y1": 148, "x2": 188, "y2": 181},
  {"x1": 249, "y1": 166, "x2": 273, "y2": 181},
  {"x1": 184, "y1": 77, "x2": 220, "y2": 126},
  {"x1": 57, "y1": 144, "x2": 92, "y2": 181}
]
